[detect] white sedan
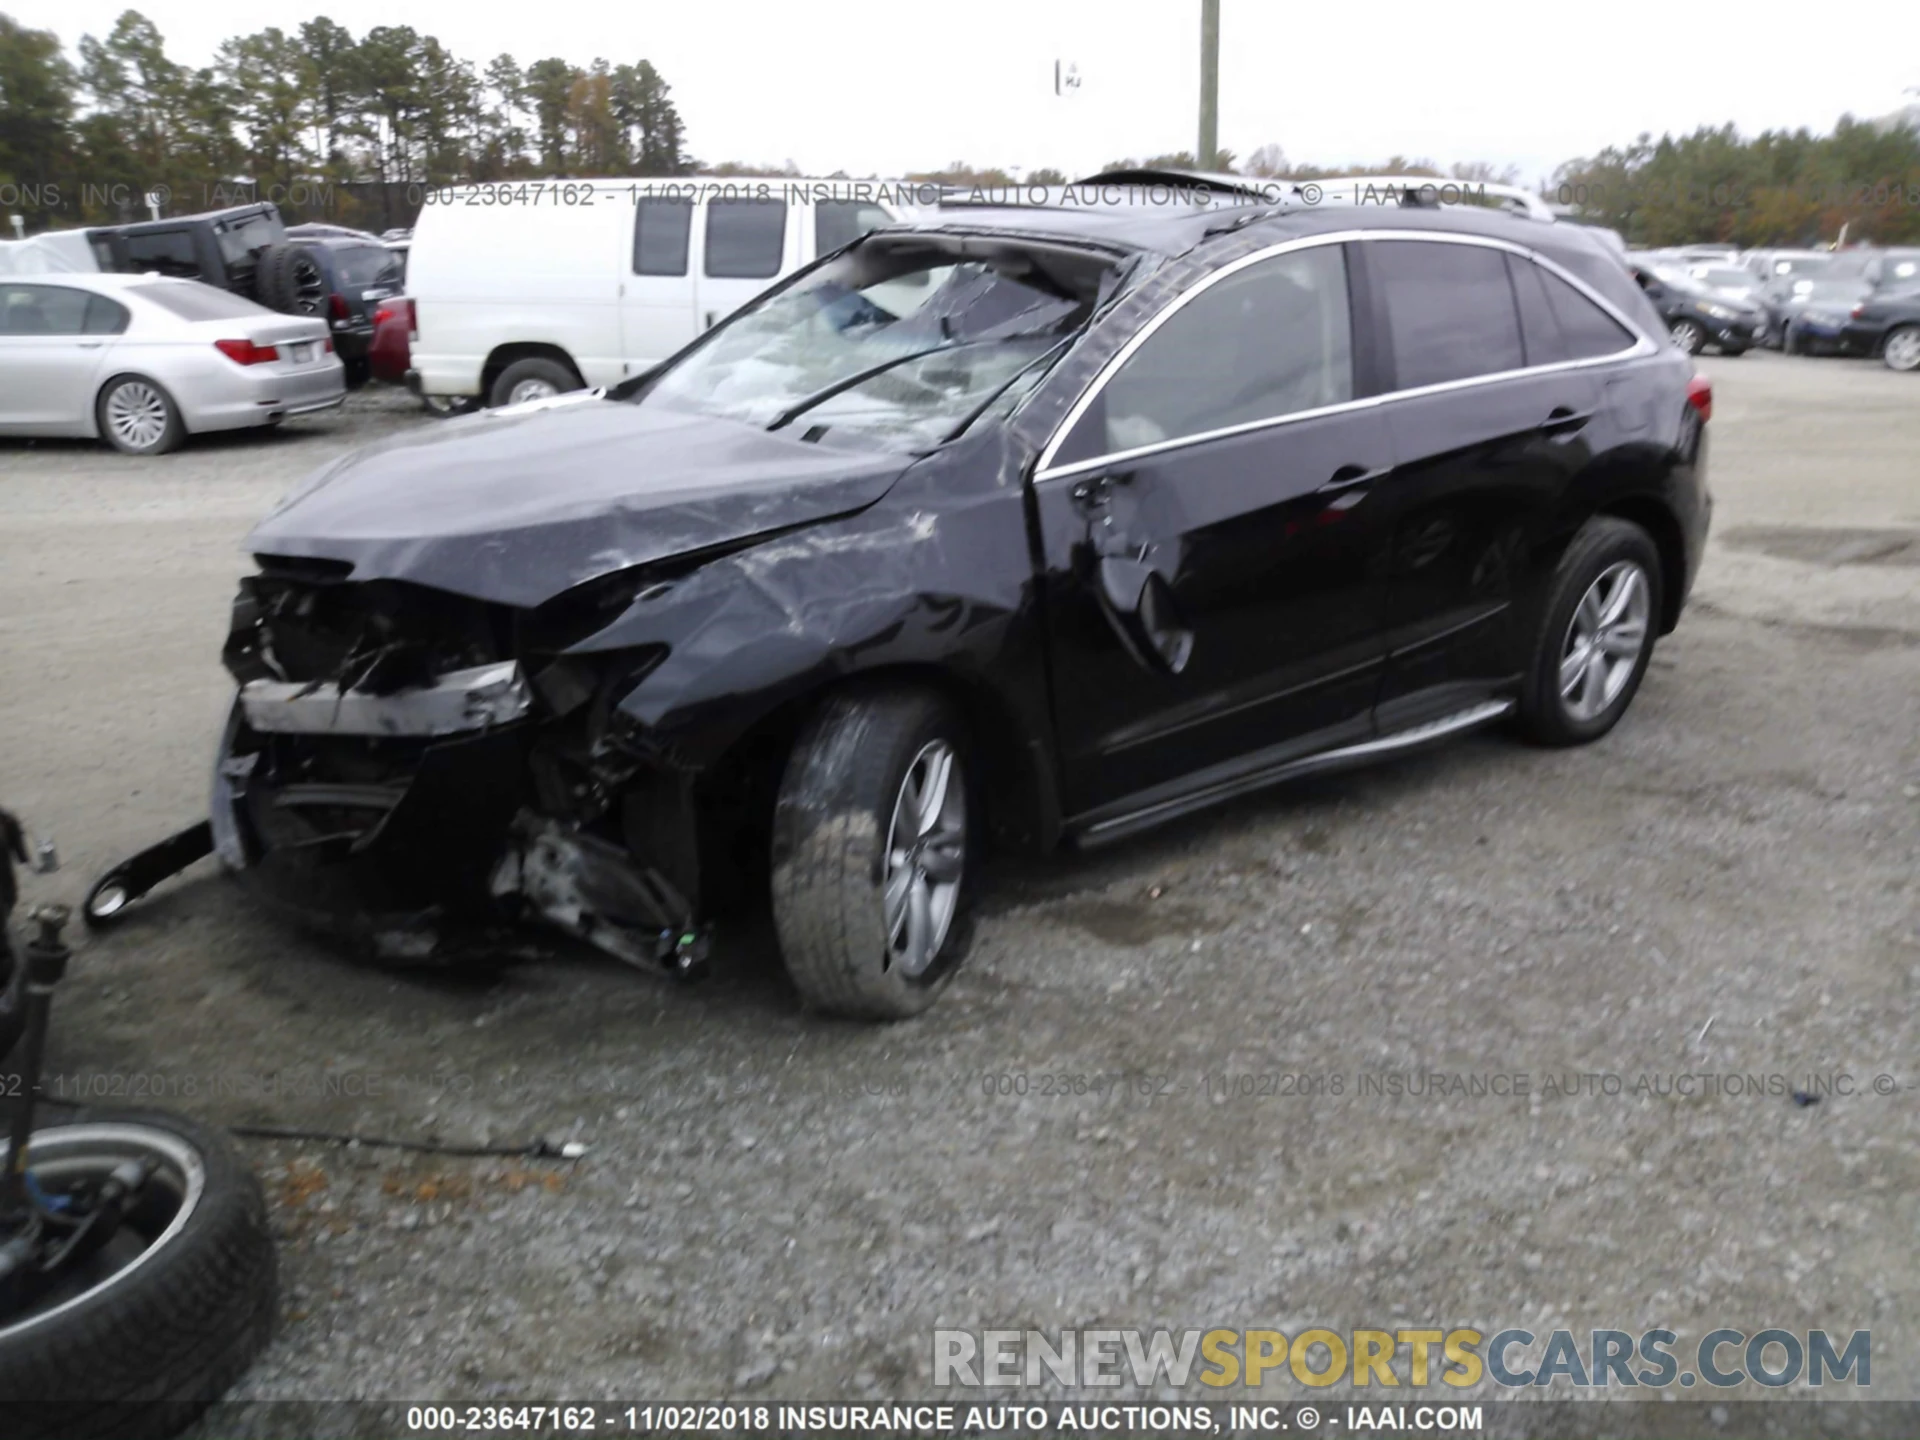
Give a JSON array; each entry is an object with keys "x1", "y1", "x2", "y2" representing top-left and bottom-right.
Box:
[{"x1": 0, "y1": 273, "x2": 345, "y2": 455}]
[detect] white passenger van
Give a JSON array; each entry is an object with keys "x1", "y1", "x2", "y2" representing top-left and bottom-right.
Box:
[{"x1": 404, "y1": 177, "x2": 927, "y2": 408}]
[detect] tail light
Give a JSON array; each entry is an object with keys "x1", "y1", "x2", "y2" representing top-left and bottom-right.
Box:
[
  {"x1": 405, "y1": 298, "x2": 418, "y2": 342},
  {"x1": 328, "y1": 293, "x2": 349, "y2": 323},
  {"x1": 324, "y1": 337, "x2": 334, "y2": 353},
  {"x1": 373, "y1": 305, "x2": 393, "y2": 325},
  {"x1": 1685, "y1": 375, "x2": 1712, "y2": 423},
  {"x1": 1850, "y1": 304, "x2": 1867, "y2": 318},
  {"x1": 214, "y1": 338, "x2": 280, "y2": 366}
]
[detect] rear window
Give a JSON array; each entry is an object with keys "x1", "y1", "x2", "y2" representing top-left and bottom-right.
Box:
[
  {"x1": 633, "y1": 197, "x2": 692, "y2": 276},
  {"x1": 704, "y1": 199, "x2": 786, "y2": 279},
  {"x1": 1371, "y1": 239, "x2": 1524, "y2": 389},
  {"x1": 815, "y1": 201, "x2": 894, "y2": 257},
  {"x1": 334, "y1": 244, "x2": 401, "y2": 289},
  {"x1": 129, "y1": 283, "x2": 270, "y2": 322},
  {"x1": 212, "y1": 211, "x2": 283, "y2": 265}
]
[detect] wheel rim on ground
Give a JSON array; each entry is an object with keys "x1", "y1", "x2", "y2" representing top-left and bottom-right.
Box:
[
  {"x1": 508, "y1": 378, "x2": 559, "y2": 405},
  {"x1": 0, "y1": 1123, "x2": 205, "y2": 1341},
  {"x1": 1669, "y1": 320, "x2": 1701, "y2": 352},
  {"x1": 1559, "y1": 560, "x2": 1651, "y2": 723},
  {"x1": 882, "y1": 740, "x2": 966, "y2": 977},
  {"x1": 1886, "y1": 330, "x2": 1920, "y2": 372},
  {"x1": 105, "y1": 382, "x2": 168, "y2": 450}
]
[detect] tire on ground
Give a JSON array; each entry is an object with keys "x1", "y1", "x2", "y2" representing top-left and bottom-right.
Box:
[
  {"x1": 488, "y1": 357, "x2": 581, "y2": 408},
  {"x1": 0, "y1": 1107, "x2": 277, "y2": 1440},
  {"x1": 94, "y1": 376, "x2": 185, "y2": 456},
  {"x1": 1516, "y1": 516, "x2": 1664, "y2": 747},
  {"x1": 770, "y1": 687, "x2": 975, "y2": 1020}
]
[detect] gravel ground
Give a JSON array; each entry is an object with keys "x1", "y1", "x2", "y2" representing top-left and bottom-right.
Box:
[{"x1": 1, "y1": 359, "x2": 1915, "y2": 1412}]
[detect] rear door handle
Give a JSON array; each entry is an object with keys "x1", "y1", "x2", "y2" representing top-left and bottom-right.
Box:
[
  {"x1": 1540, "y1": 406, "x2": 1593, "y2": 435},
  {"x1": 1317, "y1": 463, "x2": 1385, "y2": 493},
  {"x1": 74, "y1": 341, "x2": 104, "y2": 349}
]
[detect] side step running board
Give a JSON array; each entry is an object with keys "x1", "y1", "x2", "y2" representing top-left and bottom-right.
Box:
[{"x1": 1078, "y1": 699, "x2": 1513, "y2": 847}]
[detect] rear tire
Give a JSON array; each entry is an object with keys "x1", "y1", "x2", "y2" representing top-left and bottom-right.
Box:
[
  {"x1": 95, "y1": 376, "x2": 184, "y2": 456},
  {"x1": 0, "y1": 1108, "x2": 276, "y2": 1440},
  {"x1": 488, "y1": 358, "x2": 580, "y2": 408},
  {"x1": 1517, "y1": 518, "x2": 1663, "y2": 747},
  {"x1": 770, "y1": 688, "x2": 975, "y2": 1020}
]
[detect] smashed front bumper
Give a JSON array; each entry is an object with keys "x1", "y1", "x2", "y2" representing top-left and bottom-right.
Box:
[{"x1": 210, "y1": 663, "x2": 707, "y2": 974}]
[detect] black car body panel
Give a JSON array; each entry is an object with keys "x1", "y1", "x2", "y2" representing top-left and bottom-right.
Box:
[
  {"x1": 211, "y1": 190, "x2": 1710, "y2": 967},
  {"x1": 1837, "y1": 289, "x2": 1920, "y2": 361},
  {"x1": 249, "y1": 398, "x2": 918, "y2": 607}
]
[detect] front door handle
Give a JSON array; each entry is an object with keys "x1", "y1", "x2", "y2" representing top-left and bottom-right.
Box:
[
  {"x1": 1317, "y1": 463, "x2": 1385, "y2": 493},
  {"x1": 1540, "y1": 406, "x2": 1593, "y2": 436},
  {"x1": 73, "y1": 341, "x2": 104, "y2": 349}
]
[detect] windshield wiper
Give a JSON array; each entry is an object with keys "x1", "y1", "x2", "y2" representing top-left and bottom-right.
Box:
[
  {"x1": 936, "y1": 334, "x2": 1078, "y2": 445},
  {"x1": 764, "y1": 331, "x2": 1066, "y2": 434}
]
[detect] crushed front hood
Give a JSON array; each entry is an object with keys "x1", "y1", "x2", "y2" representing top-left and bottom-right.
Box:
[{"x1": 246, "y1": 398, "x2": 913, "y2": 607}]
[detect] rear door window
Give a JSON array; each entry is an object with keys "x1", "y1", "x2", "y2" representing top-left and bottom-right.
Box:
[
  {"x1": 1506, "y1": 254, "x2": 1567, "y2": 367},
  {"x1": 703, "y1": 199, "x2": 787, "y2": 279},
  {"x1": 0, "y1": 284, "x2": 93, "y2": 334},
  {"x1": 1370, "y1": 239, "x2": 1524, "y2": 389},
  {"x1": 633, "y1": 197, "x2": 692, "y2": 276}
]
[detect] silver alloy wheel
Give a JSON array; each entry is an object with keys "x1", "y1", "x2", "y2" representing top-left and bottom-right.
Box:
[
  {"x1": 1669, "y1": 319, "x2": 1703, "y2": 353},
  {"x1": 1558, "y1": 560, "x2": 1651, "y2": 723},
  {"x1": 0, "y1": 1123, "x2": 205, "y2": 1341},
  {"x1": 104, "y1": 381, "x2": 169, "y2": 451},
  {"x1": 882, "y1": 739, "x2": 966, "y2": 977},
  {"x1": 1885, "y1": 327, "x2": 1920, "y2": 372},
  {"x1": 507, "y1": 377, "x2": 559, "y2": 404}
]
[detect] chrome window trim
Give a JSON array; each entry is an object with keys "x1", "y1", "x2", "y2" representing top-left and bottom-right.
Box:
[{"x1": 1032, "y1": 229, "x2": 1658, "y2": 484}]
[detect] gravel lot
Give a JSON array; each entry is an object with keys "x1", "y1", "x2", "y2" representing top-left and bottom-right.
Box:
[{"x1": 1, "y1": 359, "x2": 1916, "y2": 1412}]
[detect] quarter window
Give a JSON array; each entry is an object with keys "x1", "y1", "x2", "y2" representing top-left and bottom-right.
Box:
[
  {"x1": 633, "y1": 197, "x2": 692, "y2": 276},
  {"x1": 1083, "y1": 244, "x2": 1354, "y2": 456},
  {"x1": 1540, "y1": 268, "x2": 1637, "y2": 359},
  {"x1": 1371, "y1": 239, "x2": 1524, "y2": 389},
  {"x1": 703, "y1": 199, "x2": 787, "y2": 279}
]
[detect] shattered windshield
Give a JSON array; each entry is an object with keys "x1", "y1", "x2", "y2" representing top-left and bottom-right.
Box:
[{"x1": 640, "y1": 238, "x2": 1115, "y2": 451}]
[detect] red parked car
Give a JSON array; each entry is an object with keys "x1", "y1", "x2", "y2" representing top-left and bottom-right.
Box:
[{"x1": 369, "y1": 298, "x2": 468, "y2": 415}]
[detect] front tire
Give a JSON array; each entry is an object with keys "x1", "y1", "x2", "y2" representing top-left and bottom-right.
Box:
[
  {"x1": 1517, "y1": 518, "x2": 1663, "y2": 747},
  {"x1": 1668, "y1": 319, "x2": 1706, "y2": 355},
  {"x1": 770, "y1": 688, "x2": 974, "y2": 1020},
  {"x1": 1883, "y1": 324, "x2": 1920, "y2": 373},
  {"x1": 0, "y1": 1108, "x2": 277, "y2": 1440},
  {"x1": 95, "y1": 376, "x2": 184, "y2": 456}
]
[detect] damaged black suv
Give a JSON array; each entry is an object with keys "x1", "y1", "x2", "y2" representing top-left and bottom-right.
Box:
[{"x1": 205, "y1": 175, "x2": 1709, "y2": 1019}]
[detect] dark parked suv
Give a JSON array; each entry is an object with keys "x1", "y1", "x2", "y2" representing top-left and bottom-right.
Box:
[{"x1": 195, "y1": 175, "x2": 1710, "y2": 1019}]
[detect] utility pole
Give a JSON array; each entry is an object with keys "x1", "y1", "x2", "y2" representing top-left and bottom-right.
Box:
[{"x1": 1198, "y1": 0, "x2": 1220, "y2": 169}]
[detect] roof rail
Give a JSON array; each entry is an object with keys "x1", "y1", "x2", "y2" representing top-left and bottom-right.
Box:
[{"x1": 1283, "y1": 175, "x2": 1558, "y2": 223}]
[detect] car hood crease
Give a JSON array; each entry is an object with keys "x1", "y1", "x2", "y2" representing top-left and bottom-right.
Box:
[{"x1": 246, "y1": 400, "x2": 913, "y2": 607}]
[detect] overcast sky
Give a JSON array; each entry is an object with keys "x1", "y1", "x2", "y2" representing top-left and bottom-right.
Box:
[{"x1": 11, "y1": 0, "x2": 1919, "y2": 185}]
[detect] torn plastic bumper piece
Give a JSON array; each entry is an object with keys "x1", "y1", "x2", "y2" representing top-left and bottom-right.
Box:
[
  {"x1": 490, "y1": 812, "x2": 710, "y2": 979},
  {"x1": 239, "y1": 661, "x2": 532, "y2": 737},
  {"x1": 81, "y1": 820, "x2": 215, "y2": 930}
]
